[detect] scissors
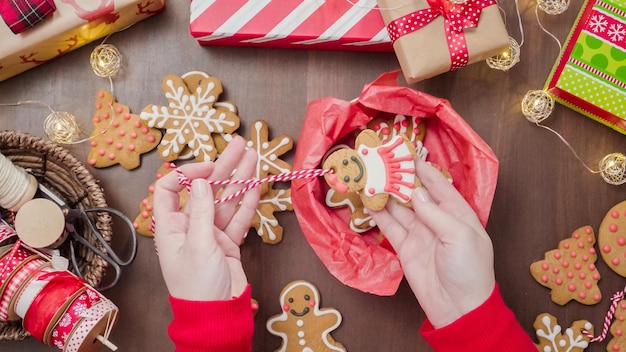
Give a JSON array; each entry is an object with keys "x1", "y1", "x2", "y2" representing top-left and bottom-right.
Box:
[{"x1": 37, "y1": 183, "x2": 138, "y2": 291}]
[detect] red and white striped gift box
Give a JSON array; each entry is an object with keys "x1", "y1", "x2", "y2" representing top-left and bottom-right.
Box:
[{"x1": 189, "y1": 0, "x2": 393, "y2": 52}]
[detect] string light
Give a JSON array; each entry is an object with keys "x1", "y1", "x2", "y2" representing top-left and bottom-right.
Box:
[
  {"x1": 90, "y1": 43, "x2": 122, "y2": 78},
  {"x1": 521, "y1": 90, "x2": 554, "y2": 123},
  {"x1": 537, "y1": 0, "x2": 570, "y2": 15},
  {"x1": 599, "y1": 153, "x2": 626, "y2": 186},
  {"x1": 43, "y1": 111, "x2": 81, "y2": 144},
  {"x1": 486, "y1": 36, "x2": 521, "y2": 71}
]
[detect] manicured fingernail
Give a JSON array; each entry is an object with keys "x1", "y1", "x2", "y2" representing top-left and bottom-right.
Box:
[
  {"x1": 191, "y1": 179, "x2": 208, "y2": 198},
  {"x1": 415, "y1": 187, "x2": 431, "y2": 203}
]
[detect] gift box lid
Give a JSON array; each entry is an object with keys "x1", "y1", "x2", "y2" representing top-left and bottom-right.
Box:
[
  {"x1": 190, "y1": 0, "x2": 393, "y2": 52},
  {"x1": 545, "y1": 0, "x2": 626, "y2": 134}
]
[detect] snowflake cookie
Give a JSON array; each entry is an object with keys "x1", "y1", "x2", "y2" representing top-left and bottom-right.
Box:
[
  {"x1": 140, "y1": 71, "x2": 240, "y2": 162},
  {"x1": 246, "y1": 120, "x2": 293, "y2": 195},
  {"x1": 250, "y1": 186, "x2": 293, "y2": 244},
  {"x1": 87, "y1": 89, "x2": 161, "y2": 170},
  {"x1": 534, "y1": 313, "x2": 593, "y2": 351},
  {"x1": 530, "y1": 226, "x2": 602, "y2": 305},
  {"x1": 267, "y1": 280, "x2": 346, "y2": 352}
]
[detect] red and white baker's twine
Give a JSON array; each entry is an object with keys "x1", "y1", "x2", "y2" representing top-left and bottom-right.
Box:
[
  {"x1": 174, "y1": 166, "x2": 333, "y2": 204},
  {"x1": 581, "y1": 286, "x2": 626, "y2": 342}
]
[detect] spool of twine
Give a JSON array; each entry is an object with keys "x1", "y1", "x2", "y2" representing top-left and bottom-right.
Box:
[
  {"x1": 0, "y1": 152, "x2": 37, "y2": 211},
  {"x1": 14, "y1": 199, "x2": 67, "y2": 249}
]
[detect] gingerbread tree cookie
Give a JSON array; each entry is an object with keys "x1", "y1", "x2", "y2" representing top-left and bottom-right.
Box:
[
  {"x1": 134, "y1": 162, "x2": 188, "y2": 237},
  {"x1": 598, "y1": 200, "x2": 626, "y2": 277},
  {"x1": 246, "y1": 120, "x2": 293, "y2": 195},
  {"x1": 267, "y1": 280, "x2": 346, "y2": 352},
  {"x1": 140, "y1": 71, "x2": 240, "y2": 162},
  {"x1": 530, "y1": 226, "x2": 602, "y2": 305},
  {"x1": 607, "y1": 298, "x2": 626, "y2": 352},
  {"x1": 533, "y1": 313, "x2": 593, "y2": 351},
  {"x1": 87, "y1": 89, "x2": 161, "y2": 170},
  {"x1": 251, "y1": 186, "x2": 293, "y2": 244}
]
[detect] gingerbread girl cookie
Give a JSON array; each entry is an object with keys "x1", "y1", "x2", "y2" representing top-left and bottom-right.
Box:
[
  {"x1": 323, "y1": 129, "x2": 420, "y2": 211},
  {"x1": 266, "y1": 280, "x2": 346, "y2": 352}
]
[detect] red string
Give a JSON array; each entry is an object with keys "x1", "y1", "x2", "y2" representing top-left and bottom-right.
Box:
[{"x1": 582, "y1": 286, "x2": 626, "y2": 343}]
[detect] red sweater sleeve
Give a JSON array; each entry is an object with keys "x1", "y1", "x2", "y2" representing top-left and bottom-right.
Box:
[
  {"x1": 168, "y1": 284, "x2": 254, "y2": 352},
  {"x1": 420, "y1": 284, "x2": 536, "y2": 352}
]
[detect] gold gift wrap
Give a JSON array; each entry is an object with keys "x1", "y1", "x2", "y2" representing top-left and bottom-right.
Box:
[{"x1": 376, "y1": 0, "x2": 509, "y2": 83}]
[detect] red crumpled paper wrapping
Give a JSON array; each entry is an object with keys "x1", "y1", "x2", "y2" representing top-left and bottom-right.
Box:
[{"x1": 291, "y1": 71, "x2": 499, "y2": 296}]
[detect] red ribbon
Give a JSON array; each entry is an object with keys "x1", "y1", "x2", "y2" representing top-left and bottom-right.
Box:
[
  {"x1": 22, "y1": 271, "x2": 85, "y2": 344},
  {"x1": 386, "y1": 0, "x2": 497, "y2": 70}
]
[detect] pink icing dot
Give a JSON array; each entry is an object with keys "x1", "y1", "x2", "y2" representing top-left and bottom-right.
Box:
[
  {"x1": 574, "y1": 263, "x2": 582, "y2": 270},
  {"x1": 589, "y1": 247, "x2": 596, "y2": 254},
  {"x1": 88, "y1": 159, "x2": 96, "y2": 165},
  {"x1": 540, "y1": 274, "x2": 548, "y2": 283},
  {"x1": 112, "y1": 121, "x2": 120, "y2": 127},
  {"x1": 616, "y1": 329, "x2": 623, "y2": 336},
  {"x1": 593, "y1": 273, "x2": 600, "y2": 280},
  {"x1": 570, "y1": 251, "x2": 577, "y2": 258},
  {"x1": 612, "y1": 257, "x2": 620, "y2": 266},
  {"x1": 93, "y1": 116, "x2": 101, "y2": 123},
  {"x1": 96, "y1": 103, "x2": 102, "y2": 109},
  {"x1": 98, "y1": 149, "x2": 106, "y2": 156},
  {"x1": 148, "y1": 185, "x2": 155, "y2": 193},
  {"x1": 141, "y1": 199, "x2": 148, "y2": 205},
  {"x1": 610, "y1": 224, "x2": 619, "y2": 232},
  {"x1": 578, "y1": 292, "x2": 586, "y2": 299},
  {"x1": 561, "y1": 261, "x2": 569, "y2": 268},
  {"x1": 106, "y1": 138, "x2": 113, "y2": 145},
  {"x1": 594, "y1": 293, "x2": 601, "y2": 302},
  {"x1": 589, "y1": 263, "x2": 596, "y2": 270},
  {"x1": 553, "y1": 252, "x2": 561, "y2": 260},
  {"x1": 124, "y1": 113, "x2": 131, "y2": 120},
  {"x1": 619, "y1": 237, "x2": 626, "y2": 246},
  {"x1": 585, "y1": 227, "x2": 592, "y2": 234},
  {"x1": 141, "y1": 127, "x2": 149, "y2": 134},
  {"x1": 282, "y1": 304, "x2": 290, "y2": 312},
  {"x1": 90, "y1": 141, "x2": 97, "y2": 147},
  {"x1": 308, "y1": 300, "x2": 315, "y2": 307},
  {"x1": 577, "y1": 241, "x2": 584, "y2": 249},
  {"x1": 146, "y1": 204, "x2": 153, "y2": 211},
  {"x1": 128, "y1": 144, "x2": 136, "y2": 151},
  {"x1": 585, "y1": 281, "x2": 592, "y2": 289},
  {"x1": 603, "y1": 245, "x2": 612, "y2": 253},
  {"x1": 555, "y1": 278, "x2": 563, "y2": 285},
  {"x1": 573, "y1": 232, "x2": 580, "y2": 239},
  {"x1": 103, "y1": 112, "x2": 110, "y2": 119},
  {"x1": 541, "y1": 263, "x2": 549, "y2": 270},
  {"x1": 116, "y1": 107, "x2": 123, "y2": 114},
  {"x1": 134, "y1": 121, "x2": 141, "y2": 128},
  {"x1": 612, "y1": 343, "x2": 620, "y2": 351},
  {"x1": 582, "y1": 255, "x2": 589, "y2": 262},
  {"x1": 107, "y1": 153, "x2": 115, "y2": 160},
  {"x1": 368, "y1": 188, "x2": 375, "y2": 195},
  {"x1": 141, "y1": 211, "x2": 149, "y2": 218},
  {"x1": 579, "y1": 272, "x2": 586, "y2": 279},
  {"x1": 98, "y1": 92, "x2": 105, "y2": 98},
  {"x1": 567, "y1": 272, "x2": 574, "y2": 279},
  {"x1": 118, "y1": 130, "x2": 126, "y2": 137},
  {"x1": 552, "y1": 267, "x2": 560, "y2": 274},
  {"x1": 131, "y1": 132, "x2": 138, "y2": 139},
  {"x1": 567, "y1": 284, "x2": 576, "y2": 292},
  {"x1": 116, "y1": 143, "x2": 123, "y2": 150},
  {"x1": 563, "y1": 243, "x2": 570, "y2": 249},
  {"x1": 612, "y1": 210, "x2": 620, "y2": 219}
]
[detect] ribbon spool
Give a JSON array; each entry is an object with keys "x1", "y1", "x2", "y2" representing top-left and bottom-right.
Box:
[
  {"x1": 14, "y1": 198, "x2": 67, "y2": 249},
  {"x1": 0, "y1": 152, "x2": 38, "y2": 211}
]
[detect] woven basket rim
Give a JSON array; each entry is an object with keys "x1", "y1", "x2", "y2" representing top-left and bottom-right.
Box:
[{"x1": 0, "y1": 130, "x2": 111, "y2": 341}]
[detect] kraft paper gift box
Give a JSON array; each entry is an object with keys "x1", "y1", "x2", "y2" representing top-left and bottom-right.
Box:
[
  {"x1": 545, "y1": 0, "x2": 626, "y2": 135},
  {"x1": 376, "y1": 0, "x2": 509, "y2": 83},
  {"x1": 189, "y1": 0, "x2": 393, "y2": 52},
  {"x1": 0, "y1": 0, "x2": 165, "y2": 82}
]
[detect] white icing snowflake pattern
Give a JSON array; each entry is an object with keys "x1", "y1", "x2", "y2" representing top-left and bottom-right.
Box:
[
  {"x1": 608, "y1": 23, "x2": 625, "y2": 42},
  {"x1": 588, "y1": 14, "x2": 607, "y2": 33},
  {"x1": 535, "y1": 314, "x2": 592, "y2": 352},
  {"x1": 252, "y1": 187, "x2": 293, "y2": 244}
]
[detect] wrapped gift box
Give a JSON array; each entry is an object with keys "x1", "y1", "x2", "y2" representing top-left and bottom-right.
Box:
[
  {"x1": 545, "y1": 0, "x2": 626, "y2": 134},
  {"x1": 0, "y1": 0, "x2": 166, "y2": 82},
  {"x1": 189, "y1": 0, "x2": 393, "y2": 52},
  {"x1": 376, "y1": 0, "x2": 509, "y2": 83}
]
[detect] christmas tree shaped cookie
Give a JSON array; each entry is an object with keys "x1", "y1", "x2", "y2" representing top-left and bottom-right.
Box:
[
  {"x1": 87, "y1": 89, "x2": 161, "y2": 170},
  {"x1": 530, "y1": 226, "x2": 602, "y2": 305},
  {"x1": 607, "y1": 298, "x2": 626, "y2": 352},
  {"x1": 533, "y1": 313, "x2": 593, "y2": 351}
]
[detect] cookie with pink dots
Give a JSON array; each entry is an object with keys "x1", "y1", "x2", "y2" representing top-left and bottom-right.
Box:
[
  {"x1": 598, "y1": 200, "x2": 626, "y2": 277},
  {"x1": 530, "y1": 226, "x2": 602, "y2": 305},
  {"x1": 266, "y1": 280, "x2": 346, "y2": 352}
]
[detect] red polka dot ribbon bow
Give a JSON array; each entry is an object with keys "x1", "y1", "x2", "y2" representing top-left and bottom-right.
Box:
[
  {"x1": 0, "y1": 0, "x2": 56, "y2": 34},
  {"x1": 386, "y1": 0, "x2": 497, "y2": 70}
]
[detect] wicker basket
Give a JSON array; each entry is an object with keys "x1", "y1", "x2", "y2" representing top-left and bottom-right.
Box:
[{"x1": 0, "y1": 130, "x2": 112, "y2": 341}]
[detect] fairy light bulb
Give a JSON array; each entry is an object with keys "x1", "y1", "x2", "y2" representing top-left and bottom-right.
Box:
[
  {"x1": 521, "y1": 90, "x2": 554, "y2": 123},
  {"x1": 486, "y1": 36, "x2": 521, "y2": 71},
  {"x1": 43, "y1": 111, "x2": 81, "y2": 144},
  {"x1": 537, "y1": 0, "x2": 570, "y2": 15},
  {"x1": 599, "y1": 153, "x2": 626, "y2": 185},
  {"x1": 90, "y1": 44, "x2": 122, "y2": 78}
]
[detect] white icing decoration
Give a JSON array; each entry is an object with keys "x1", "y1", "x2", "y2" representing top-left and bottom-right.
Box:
[
  {"x1": 536, "y1": 314, "x2": 590, "y2": 351},
  {"x1": 254, "y1": 189, "x2": 292, "y2": 241}
]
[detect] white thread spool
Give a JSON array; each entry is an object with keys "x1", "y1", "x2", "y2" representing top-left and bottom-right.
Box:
[
  {"x1": 14, "y1": 198, "x2": 67, "y2": 249},
  {"x1": 0, "y1": 152, "x2": 38, "y2": 211}
]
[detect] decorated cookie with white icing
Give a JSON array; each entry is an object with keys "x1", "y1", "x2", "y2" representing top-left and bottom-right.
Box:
[
  {"x1": 325, "y1": 188, "x2": 375, "y2": 233},
  {"x1": 533, "y1": 313, "x2": 592, "y2": 351},
  {"x1": 266, "y1": 280, "x2": 346, "y2": 352},
  {"x1": 323, "y1": 129, "x2": 420, "y2": 211}
]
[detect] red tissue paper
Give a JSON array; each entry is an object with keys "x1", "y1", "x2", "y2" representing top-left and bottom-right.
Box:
[{"x1": 292, "y1": 70, "x2": 499, "y2": 296}]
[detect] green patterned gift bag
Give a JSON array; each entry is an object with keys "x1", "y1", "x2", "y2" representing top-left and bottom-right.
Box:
[{"x1": 545, "y1": 0, "x2": 626, "y2": 134}]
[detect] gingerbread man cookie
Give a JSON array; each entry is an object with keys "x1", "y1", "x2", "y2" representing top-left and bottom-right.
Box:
[
  {"x1": 323, "y1": 129, "x2": 420, "y2": 211},
  {"x1": 598, "y1": 200, "x2": 626, "y2": 277},
  {"x1": 530, "y1": 226, "x2": 602, "y2": 305},
  {"x1": 533, "y1": 313, "x2": 593, "y2": 351},
  {"x1": 266, "y1": 280, "x2": 346, "y2": 352},
  {"x1": 87, "y1": 89, "x2": 161, "y2": 170},
  {"x1": 325, "y1": 188, "x2": 375, "y2": 233}
]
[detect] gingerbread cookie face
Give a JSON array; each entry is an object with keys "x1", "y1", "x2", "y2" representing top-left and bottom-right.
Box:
[
  {"x1": 530, "y1": 226, "x2": 602, "y2": 305},
  {"x1": 266, "y1": 280, "x2": 346, "y2": 352},
  {"x1": 598, "y1": 200, "x2": 626, "y2": 277},
  {"x1": 140, "y1": 71, "x2": 240, "y2": 162},
  {"x1": 323, "y1": 129, "x2": 419, "y2": 211},
  {"x1": 87, "y1": 90, "x2": 161, "y2": 170},
  {"x1": 533, "y1": 313, "x2": 593, "y2": 351}
]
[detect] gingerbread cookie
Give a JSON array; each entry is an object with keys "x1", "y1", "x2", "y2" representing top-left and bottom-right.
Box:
[
  {"x1": 598, "y1": 200, "x2": 626, "y2": 277},
  {"x1": 134, "y1": 162, "x2": 189, "y2": 236},
  {"x1": 250, "y1": 186, "x2": 293, "y2": 244},
  {"x1": 246, "y1": 120, "x2": 293, "y2": 195},
  {"x1": 323, "y1": 129, "x2": 420, "y2": 211},
  {"x1": 140, "y1": 71, "x2": 240, "y2": 162},
  {"x1": 534, "y1": 313, "x2": 593, "y2": 351},
  {"x1": 266, "y1": 280, "x2": 346, "y2": 352},
  {"x1": 607, "y1": 298, "x2": 626, "y2": 352},
  {"x1": 87, "y1": 89, "x2": 161, "y2": 170},
  {"x1": 325, "y1": 188, "x2": 375, "y2": 233},
  {"x1": 530, "y1": 226, "x2": 602, "y2": 305},
  {"x1": 367, "y1": 114, "x2": 426, "y2": 147}
]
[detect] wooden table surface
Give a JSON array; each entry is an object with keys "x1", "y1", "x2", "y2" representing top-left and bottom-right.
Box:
[{"x1": 2, "y1": 0, "x2": 626, "y2": 351}]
